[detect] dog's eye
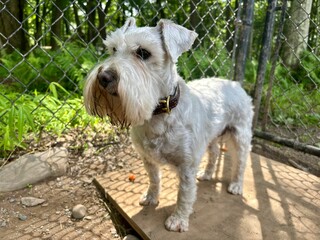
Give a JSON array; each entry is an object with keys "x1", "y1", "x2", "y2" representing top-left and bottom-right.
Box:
[
  {"x1": 136, "y1": 47, "x2": 151, "y2": 60},
  {"x1": 112, "y1": 47, "x2": 117, "y2": 53}
]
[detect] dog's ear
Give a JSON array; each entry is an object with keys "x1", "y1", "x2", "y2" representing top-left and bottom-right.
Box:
[
  {"x1": 121, "y1": 17, "x2": 136, "y2": 32},
  {"x1": 157, "y1": 19, "x2": 198, "y2": 63}
]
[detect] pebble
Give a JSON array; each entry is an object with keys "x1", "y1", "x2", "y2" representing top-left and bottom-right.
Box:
[
  {"x1": 81, "y1": 177, "x2": 92, "y2": 184},
  {"x1": 103, "y1": 213, "x2": 110, "y2": 220},
  {"x1": 18, "y1": 214, "x2": 27, "y2": 221},
  {"x1": 83, "y1": 215, "x2": 93, "y2": 220},
  {"x1": 0, "y1": 219, "x2": 7, "y2": 227},
  {"x1": 110, "y1": 227, "x2": 117, "y2": 236},
  {"x1": 123, "y1": 234, "x2": 141, "y2": 240},
  {"x1": 21, "y1": 197, "x2": 45, "y2": 207},
  {"x1": 71, "y1": 204, "x2": 87, "y2": 219}
]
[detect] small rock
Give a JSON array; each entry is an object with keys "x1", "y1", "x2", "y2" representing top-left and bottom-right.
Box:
[
  {"x1": 81, "y1": 177, "x2": 92, "y2": 184},
  {"x1": 0, "y1": 219, "x2": 7, "y2": 227},
  {"x1": 83, "y1": 215, "x2": 93, "y2": 220},
  {"x1": 41, "y1": 203, "x2": 48, "y2": 207},
  {"x1": 71, "y1": 204, "x2": 86, "y2": 219},
  {"x1": 18, "y1": 214, "x2": 27, "y2": 221},
  {"x1": 8, "y1": 197, "x2": 16, "y2": 203},
  {"x1": 110, "y1": 227, "x2": 117, "y2": 235},
  {"x1": 123, "y1": 234, "x2": 141, "y2": 240},
  {"x1": 103, "y1": 213, "x2": 110, "y2": 220},
  {"x1": 21, "y1": 197, "x2": 45, "y2": 207}
]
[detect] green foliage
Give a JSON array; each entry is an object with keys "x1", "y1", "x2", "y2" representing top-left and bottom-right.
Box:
[
  {"x1": 1, "y1": 86, "x2": 34, "y2": 151},
  {"x1": 0, "y1": 42, "x2": 98, "y2": 93},
  {"x1": 0, "y1": 87, "x2": 36, "y2": 151},
  {"x1": 291, "y1": 51, "x2": 320, "y2": 90},
  {"x1": 270, "y1": 84, "x2": 320, "y2": 126},
  {"x1": 0, "y1": 83, "x2": 99, "y2": 157},
  {"x1": 178, "y1": 45, "x2": 232, "y2": 81},
  {"x1": 260, "y1": 55, "x2": 320, "y2": 127}
]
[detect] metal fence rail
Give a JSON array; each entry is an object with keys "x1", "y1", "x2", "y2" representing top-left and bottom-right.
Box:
[{"x1": 0, "y1": 0, "x2": 319, "y2": 159}]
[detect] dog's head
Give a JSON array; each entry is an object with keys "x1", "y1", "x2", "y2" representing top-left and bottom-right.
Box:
[{"x1": 83, "y1": 17, "x2": 197, "y2": 127}]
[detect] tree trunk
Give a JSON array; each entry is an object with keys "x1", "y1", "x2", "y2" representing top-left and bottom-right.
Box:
[
  {"x1": 35, "y1": 0, "x2": 42, "y2": 45},
  {"x1": 281, "y1": 0, "x2": 313, "y2": 68},
  {"x1": 51, "y1": 0, "x2": 67, "y2": 50},
  {"x1": 252, "y1": 0, "x2": 277, "y2": 128},
  {"x1": 72, "y1": 2, "x2": 85, "y2": 40},
  {"x1": 98, "y1": 0, "x2": 112, "y2": 41},
  {"x1": 308, "y1": 0, "x2": 319, "y2": 54},
  {"x1": 63, "y1": 7, "x2": 71, "y2": 36},
  {"x1": 233, "y1": 0, "x2": 254, "y2": 84},
  {"x1": 86, "y1": 1, "x2": 97, "y2": 43},
  {"x1": 225, "y1": 0, "x2": 234, "y2": 53},
  {"x1": 0, "y1": 0, "x2": 28, "y2": 54},
  {"x1": 190, "y1": 0, "x2": 202, "y2": 47}
]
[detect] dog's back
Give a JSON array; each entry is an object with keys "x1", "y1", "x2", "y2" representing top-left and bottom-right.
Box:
[{"x1": 187, "y1": 77, "x2": 253, "y2": 132}]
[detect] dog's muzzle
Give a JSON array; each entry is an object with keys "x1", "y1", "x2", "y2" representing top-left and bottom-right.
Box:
[{"x1": 98, "y1": 69, "x2": 118, "y2": 96}]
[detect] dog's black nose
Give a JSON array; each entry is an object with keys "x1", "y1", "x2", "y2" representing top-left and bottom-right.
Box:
[{"x1": 98, "y1": 70, "x2": 118, "y2": 88}]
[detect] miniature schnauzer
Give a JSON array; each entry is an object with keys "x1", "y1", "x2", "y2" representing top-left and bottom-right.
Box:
[{"x1": 84, "y1": 17, "x2": 253, "y2": 232}]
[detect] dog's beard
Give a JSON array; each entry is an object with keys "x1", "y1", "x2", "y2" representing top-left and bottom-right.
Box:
[
  {"x1": 117, "y1": 67, "x2": 160, "y2": 126},
  {"x1": 84, "y1": 78, "x2": 128, "y2": 127}
]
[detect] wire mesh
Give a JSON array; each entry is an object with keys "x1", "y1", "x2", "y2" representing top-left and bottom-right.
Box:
[{"x1": 0, "y1": 0, "x2": 319, "y2": 159}]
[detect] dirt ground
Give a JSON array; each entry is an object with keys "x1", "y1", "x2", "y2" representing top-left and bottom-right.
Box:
[
  {"x1": 252, "y1": 138, "x2": 320, "y2": 177},
  {"x1": 0, "y1": 126, "x2": 319, "y2": 240},
  {"x1": 0, "y1": 127, "x2": 135, "y2": 240}
]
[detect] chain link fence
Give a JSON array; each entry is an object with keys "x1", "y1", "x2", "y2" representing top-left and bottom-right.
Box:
[{"x1": 0, "y1": 0, "x2": 319, "y2": 160}]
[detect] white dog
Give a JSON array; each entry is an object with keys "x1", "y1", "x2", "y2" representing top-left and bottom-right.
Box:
[{"x1": 84, "y1": 18, "x2": 253, "y2": 232}]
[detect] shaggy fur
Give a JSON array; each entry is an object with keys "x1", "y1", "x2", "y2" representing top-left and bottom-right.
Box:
[{"x1": 84, "y1": 17, "x2": 254, "y2": 232}]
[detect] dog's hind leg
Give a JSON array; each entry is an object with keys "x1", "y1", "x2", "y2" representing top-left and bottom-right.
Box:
[
  {"x1": 197, "y1": 140, "x2": 219, "y2": 181},
  {"x1": 227, "y1": 127, "x2": 252, "y2": 195},
  {"x1": 139, "y1": 159, "x2": 161, "y2": 206}
]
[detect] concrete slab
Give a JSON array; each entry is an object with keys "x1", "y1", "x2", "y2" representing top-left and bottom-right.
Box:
[{"x1": 95, "y1": 152, "x2": 320, "y2": 240}]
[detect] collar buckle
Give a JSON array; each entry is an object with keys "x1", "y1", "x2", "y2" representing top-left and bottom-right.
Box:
[
  {"x1": 153, "y1": 85, "x2": 180, "y2": 115},
  {"x1": 159, "y1": 95, "x2": 171, "y2": 114}
]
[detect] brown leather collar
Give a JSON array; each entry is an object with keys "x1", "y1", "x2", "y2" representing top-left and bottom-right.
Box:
[{"x1": 153, "y1": 85, "x2": 180, "y2": 115}]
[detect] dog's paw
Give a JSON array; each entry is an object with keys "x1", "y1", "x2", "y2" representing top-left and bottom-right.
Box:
[
  {"x1": 196, "y1": 170, "x2": 211, "y2": 181},
  {"x1": 227, "y1": 182, "x2": 243, "y2": 195},
  {"x1": 165, "y1": 215, "x2": 189, "y2": 232},
  {"x1": 139, "y1": 193, "x2": 159, "y2": 206}
]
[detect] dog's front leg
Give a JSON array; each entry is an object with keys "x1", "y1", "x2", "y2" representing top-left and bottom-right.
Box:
[
  {"x1": 165, "y1": 165, "x2": 197, "y2": 232},
  {"x1": 139, "y1": 159, "x2": 161, "y2": 206}
]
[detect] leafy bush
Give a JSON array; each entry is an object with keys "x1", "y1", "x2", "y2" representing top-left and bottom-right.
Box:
[
  {"x1": 291, "y1": 51, "x2": 320, "y2": 90},
  {"x1": 269, "y1": 84, "x2": 320, "y2": 126},
  {"x1": 0, "y1": 42, "x2": 99, "y2": 93},
  {"x1": 0, "y1": 87, "x2": 36, "y2": 151},
  {"x1": 262, "y1": 56, "x2": 320, "y2": 127},
  {"x1": 178, "y1": 45, "x2": 232, "y2": 81},
  {"x1": 0, "y1": 83, "x2": 99, "y2": 157}
]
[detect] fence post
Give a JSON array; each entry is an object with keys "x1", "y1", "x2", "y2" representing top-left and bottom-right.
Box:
[
  {"x1": 233, "y1": 0, "x2": 254, "y2": 84},
  {"x1": 262, "y1": 0, "x2": 288, "y2": 130},
  {"x1": 252, "y1": 0, "x2": 277, "y2": 129}
]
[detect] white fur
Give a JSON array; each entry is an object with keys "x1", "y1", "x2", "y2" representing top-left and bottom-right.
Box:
[{"x1": 84, "y1": 18, "x2": 254, "y2": 232}]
